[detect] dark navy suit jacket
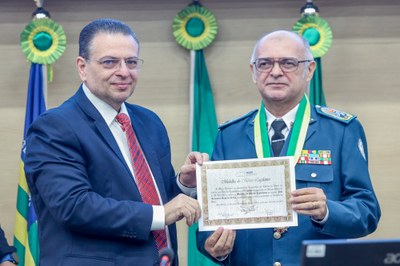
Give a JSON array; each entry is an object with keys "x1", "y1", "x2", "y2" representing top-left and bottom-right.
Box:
[
  {"x1": 0, "y1": 227, "x2": 16, "y2": 259},
  {"x1": 197, "y1": 106, "x2": 381, "y2": 266},
  {"x1": 25, "y1": 87, "x2": 181, "y2": 266}
]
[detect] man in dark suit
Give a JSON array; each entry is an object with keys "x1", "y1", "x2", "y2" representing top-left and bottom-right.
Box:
[
  {"x1": 196, "y1": 30, "x2": 381, "y2": 266},
  {"x1": 24, "y1": 18, "x2": 204, "y2": 266},
  {"x1": 0, "y1": 226, "x2": 18, "y2": 265}
]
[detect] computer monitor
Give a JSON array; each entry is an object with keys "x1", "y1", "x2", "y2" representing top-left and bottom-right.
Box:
[{"x1": 301, "y1": 238, "x2": 400, "y2": 266}]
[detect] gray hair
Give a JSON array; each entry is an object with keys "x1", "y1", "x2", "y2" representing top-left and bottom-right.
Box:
[{"x1": 79, "y1": 18, "x2": 140, "y2": 59}]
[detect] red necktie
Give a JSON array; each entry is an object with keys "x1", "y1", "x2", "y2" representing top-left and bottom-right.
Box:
[{"x1": 116, "y1": 113, "x2": 167, "y2": 252}]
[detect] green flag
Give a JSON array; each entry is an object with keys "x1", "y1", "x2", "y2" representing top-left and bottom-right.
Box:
[
  {"x1": 309, "y1": 57, "x2": 326, "y2": 106},
  {"x1": 190, "y1": 50, "x2": 218, "y2": 154},
  {"x1": 188, "y1": 49, "x2": 219, "y2": 266}
]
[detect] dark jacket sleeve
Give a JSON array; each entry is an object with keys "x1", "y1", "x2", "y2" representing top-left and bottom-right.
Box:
[{"x1": 0, "y1": 226, "x2": 16, "y2": 258}]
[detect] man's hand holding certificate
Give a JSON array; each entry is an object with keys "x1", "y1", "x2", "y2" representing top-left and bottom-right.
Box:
[{"x1": 196, "y1": 157, "x2": 298, "y2": 231}]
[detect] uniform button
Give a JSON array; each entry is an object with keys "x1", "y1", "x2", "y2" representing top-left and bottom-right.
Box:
[
  {"x1": 311, "y1": 172, "x2": 317, "y2": 178},
  {"x1": 273, "y1": 231, "x2": 281, "y2": 239},
  {"x1": 273, "y1": 262, "x2": 281, "y2": 266}
]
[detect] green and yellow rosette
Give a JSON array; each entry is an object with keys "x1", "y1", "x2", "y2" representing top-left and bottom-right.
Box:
[
  {"x1": 172, "y1": 4, "x2": 218, "y2": 50},
  {"x1": 292, "y1": 16, "x2": 332, "y2": 58},
  {"x1": 20, "y1": 18, "x2": 66, "y2": 65}
]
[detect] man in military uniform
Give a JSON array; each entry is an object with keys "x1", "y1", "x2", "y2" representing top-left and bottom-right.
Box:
[{"x1": 196, "y1": 30, "x2": 381, "y2": 266}]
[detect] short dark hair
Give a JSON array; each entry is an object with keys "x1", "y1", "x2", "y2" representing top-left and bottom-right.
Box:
[{"x1": 78, "y1": 18, "x2": 140, "y2": 59}]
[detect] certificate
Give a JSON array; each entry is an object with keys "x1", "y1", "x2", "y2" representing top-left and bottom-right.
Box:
[{"x1": 196, "y1": 156, "x2": 297, "y2": 231}]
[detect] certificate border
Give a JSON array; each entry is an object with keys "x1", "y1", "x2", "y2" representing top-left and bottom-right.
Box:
[{"x1": 197, "y1": 157, "x2": 298, "y2": 231}]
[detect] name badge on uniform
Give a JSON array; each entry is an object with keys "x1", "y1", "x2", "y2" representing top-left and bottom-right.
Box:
[{"x1": 298, "y1": 150, "x2": 332, "y2": 165}]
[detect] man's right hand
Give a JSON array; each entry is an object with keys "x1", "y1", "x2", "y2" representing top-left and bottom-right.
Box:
[
  {"x1": 164, "y1": 194, "x2": 201, "y2": 226},
  {"x1": 205, "y1": 227, "x2": 236, "y2": 259}
]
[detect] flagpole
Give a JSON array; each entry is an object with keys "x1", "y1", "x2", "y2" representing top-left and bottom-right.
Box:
[
  {"x1": 294, "y1": 0, "x2": 331, "y2": 106},
  {"x1": 42, "y1": 64, "x2": 48, "y2": 106},
  {"x1": 172, "y1": 3, "x2": 219, "y2": 265},
  {"x1": 189, "y1": 50, "x2": 195, "y2": 151}
]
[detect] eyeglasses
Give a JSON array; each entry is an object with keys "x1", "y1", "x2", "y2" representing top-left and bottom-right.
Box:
[
  {"x1": 253, "y1": 57, "x2": 312, "y2": 73},
  {"x1": 90, "y1": 57, "x2": 144, "y2": 70}
]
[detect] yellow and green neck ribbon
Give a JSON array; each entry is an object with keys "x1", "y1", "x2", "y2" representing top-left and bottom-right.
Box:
[{"x1": 254, "y1": 94, "x2": 310, "y2": 163}]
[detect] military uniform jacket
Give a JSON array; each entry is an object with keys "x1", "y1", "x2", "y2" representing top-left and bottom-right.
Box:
[{"x1": 197, "y1": 105, "x2": 381, "y2": 266}]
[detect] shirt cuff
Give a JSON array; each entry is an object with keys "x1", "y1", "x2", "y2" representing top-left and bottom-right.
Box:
[
  {"x1": 151, "y1": 205, "x2": 165, "y2": 231},
  {"x1": 311, "y1": 205, "x2": 330, "y2": 224},
  {"x1": 0, "y1": 253, "x2": 16, "y2": 264},
  {"x1": 176, "y1": 173, "x2": 197, "y2": 198}
]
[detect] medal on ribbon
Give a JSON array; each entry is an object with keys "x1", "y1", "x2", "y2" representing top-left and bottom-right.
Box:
[{"x1": 254, "y1": 93, "x2": 311, "y2": 237}]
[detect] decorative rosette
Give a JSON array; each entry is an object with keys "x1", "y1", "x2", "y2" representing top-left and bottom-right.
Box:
[
  {"x1": 20, "y1": 18, "x2": 66, "y2": 64},
  {"x1": 172, "y1": 4, "x2": 218, "y2": 50},
  {"x1": 292, "y1": 16, "x2": 332, "y2": 58}
]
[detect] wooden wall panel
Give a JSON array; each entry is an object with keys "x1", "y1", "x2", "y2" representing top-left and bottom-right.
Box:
[{"x1": 1, "y1": 0, "x2": 399, "y2": 264}]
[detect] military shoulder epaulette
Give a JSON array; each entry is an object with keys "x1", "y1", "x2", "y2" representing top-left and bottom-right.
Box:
[
  {"x1": 218, "y1": 109, "x2": 258, "y2": 129},
  {"x1": 315, "y1": 105, "x2": 356, "y2": 124}
]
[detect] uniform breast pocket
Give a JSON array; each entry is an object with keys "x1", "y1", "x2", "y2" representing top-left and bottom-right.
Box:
[{"x1": 295, "y1": 164, "x2": 334, "y2": 192}]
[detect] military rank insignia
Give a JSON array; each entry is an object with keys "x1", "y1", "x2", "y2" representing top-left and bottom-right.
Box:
[
  {"x1": 298, "y1": 150, "x2": 332, "y2": 165},
  {"x1": 315, "y1": 106, "x2": 356, "y2": 124}
]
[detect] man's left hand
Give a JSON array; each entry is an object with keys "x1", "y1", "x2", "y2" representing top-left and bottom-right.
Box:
[
  {"x1": 290, "y1": 187, "x2": 327, "y2": 220},
  {"x1": 179, "y1": 152, "x2": 209, "y2": 187}
]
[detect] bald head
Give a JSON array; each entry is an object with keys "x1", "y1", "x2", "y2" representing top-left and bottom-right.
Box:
[
  {"x1": 249, "y1": 30, "x2": 316, "y2": 116},
  {"x1": 250, "y1": 30, "x2": 313, "y2": 63}
]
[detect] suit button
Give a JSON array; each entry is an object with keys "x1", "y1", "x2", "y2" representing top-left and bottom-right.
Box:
[{"x1": 273, "y1": 262, "x2": 281, "y2": 266}]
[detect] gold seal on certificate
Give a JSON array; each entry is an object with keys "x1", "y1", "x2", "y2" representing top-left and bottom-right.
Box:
[{"x1": 196, "y1": 156, "x2": 298, "y2": 231}]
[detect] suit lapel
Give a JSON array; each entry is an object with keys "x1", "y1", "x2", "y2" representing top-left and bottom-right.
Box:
[{"x1": 74, "y1": 87, "x2": 131, "y2": 176}]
